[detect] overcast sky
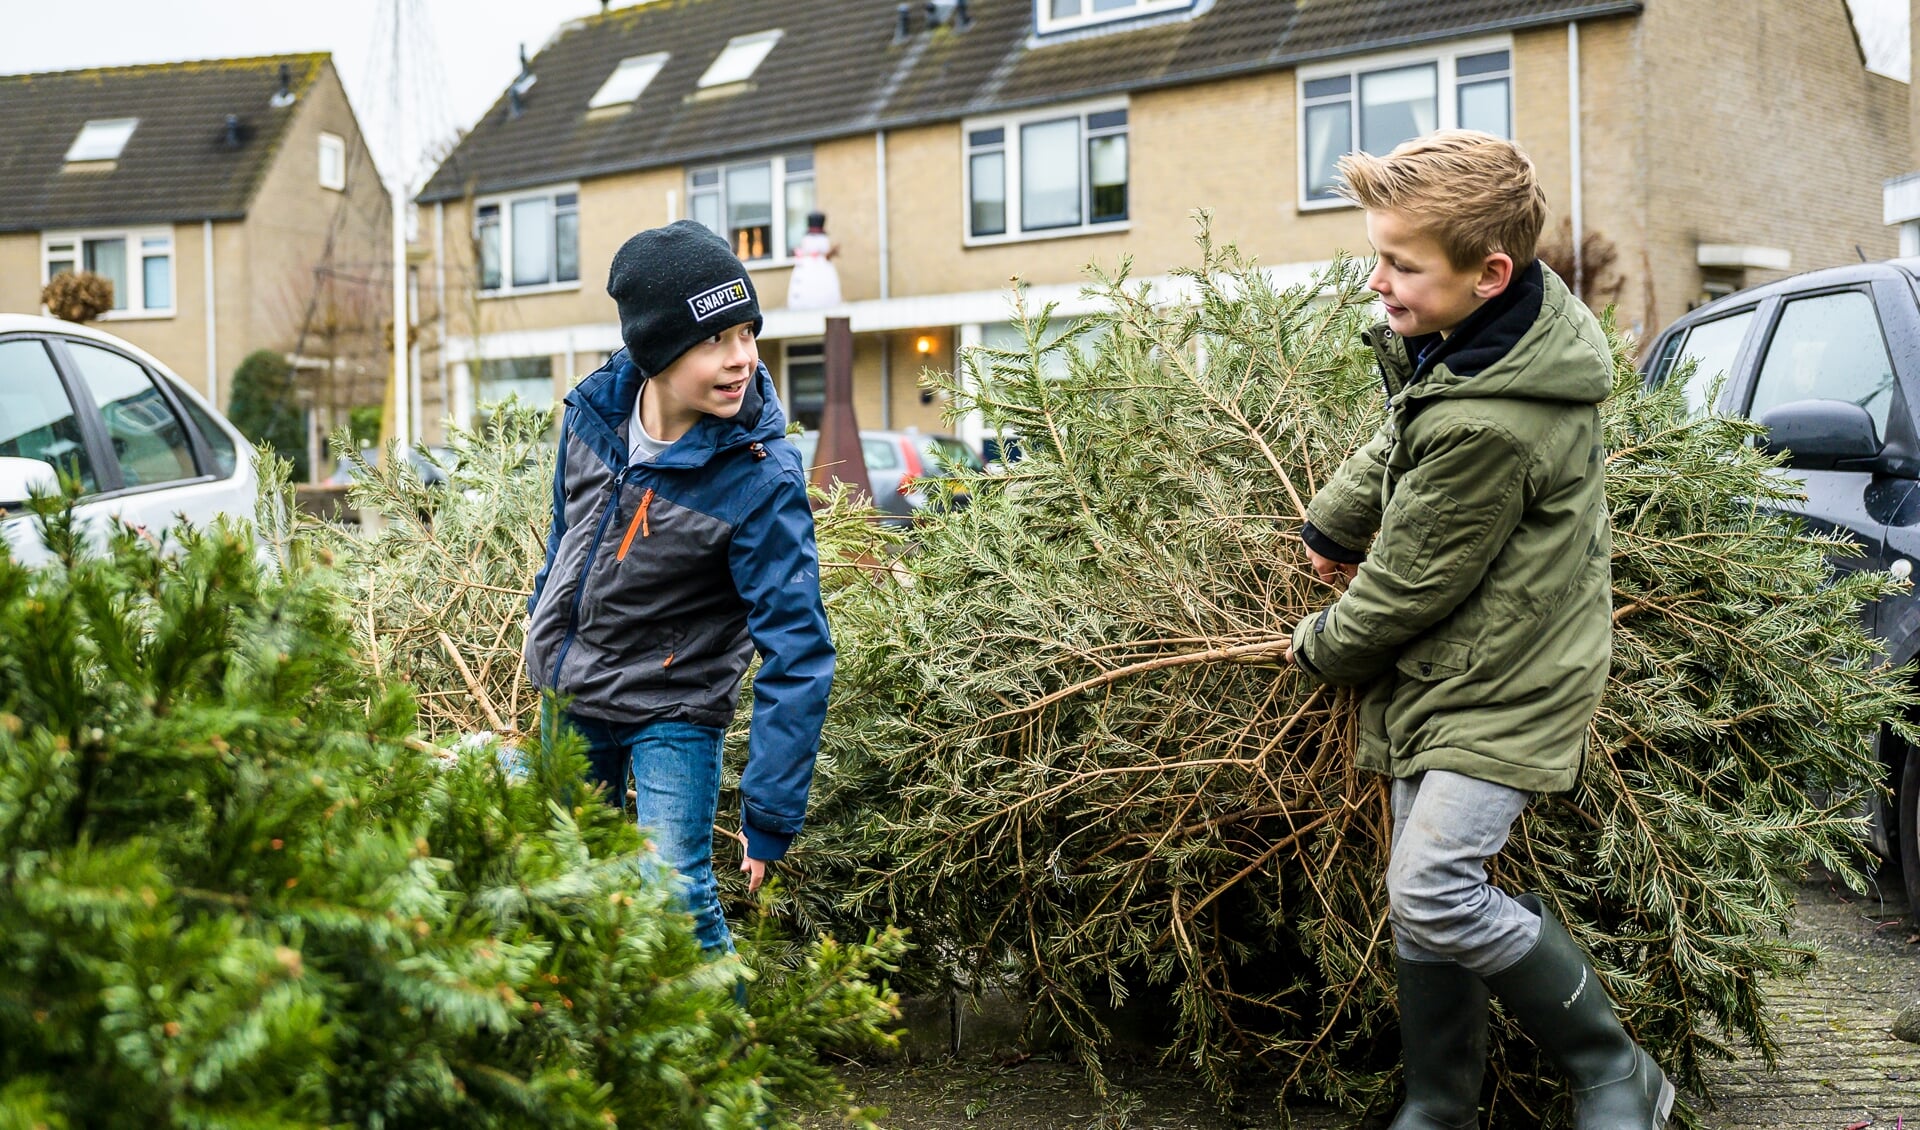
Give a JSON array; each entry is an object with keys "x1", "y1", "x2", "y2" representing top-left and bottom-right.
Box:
[
  {"x1": 0, "y1": 0, "x2": 611, "y2": 187},
  {"x1": 1, "y1": 0, "x2": 1909, "y2": 183}
]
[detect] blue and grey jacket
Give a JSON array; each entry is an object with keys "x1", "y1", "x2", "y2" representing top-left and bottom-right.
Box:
[{"x1": 525, "y1": 350, "x2": 834, "y2": 861}]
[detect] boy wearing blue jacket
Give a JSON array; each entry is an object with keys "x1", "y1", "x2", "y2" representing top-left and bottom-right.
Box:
[{"x1": 525, "y1": 220, "x2": 834, "y2": 955}]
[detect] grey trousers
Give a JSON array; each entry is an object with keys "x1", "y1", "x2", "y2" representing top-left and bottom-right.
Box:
[{"x1": 1388, "y1": 769, "x2": 1542, "y2": 976}]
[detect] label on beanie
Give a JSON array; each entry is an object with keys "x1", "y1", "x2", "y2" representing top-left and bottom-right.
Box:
[{"x1": 689, "y1": 278, "x2": 752, "y2": 321}]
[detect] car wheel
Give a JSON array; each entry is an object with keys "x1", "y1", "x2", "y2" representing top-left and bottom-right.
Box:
[{"x1": 1900, "y1": 740, "x2": 1920, "y2": 917}]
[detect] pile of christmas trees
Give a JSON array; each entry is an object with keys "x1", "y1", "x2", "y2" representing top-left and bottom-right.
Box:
[
  {"x1": 794, "y1": 226, "x2": 1913, "y2": 1123},
  {"x1": 0, "y1": 495, "x2": 901, "y2": 1128},
  {"x1": 221, "y1": 219, "x2": 1915, "y2": 1126}
]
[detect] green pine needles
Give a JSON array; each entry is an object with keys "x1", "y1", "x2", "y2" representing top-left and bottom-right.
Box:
[
  {"x1": 0, "y1": 491, "x2": 902, "y2": 1129},
  {"x1": 797, "y1": 220, "x2": 1917, "y2": 1124}
]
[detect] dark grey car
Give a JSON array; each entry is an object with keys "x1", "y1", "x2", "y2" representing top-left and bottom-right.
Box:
[
  {"x1": 1641, "y1": 258, "x2": 1920, "y2": 909},
  {"x1": 790, "y1": 429, "x2": 983, "y2": 524}
]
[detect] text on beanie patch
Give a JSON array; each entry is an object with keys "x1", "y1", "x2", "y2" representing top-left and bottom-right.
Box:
[{"x1": 689, "y1": 278, "x2": 753, "y2": 321}]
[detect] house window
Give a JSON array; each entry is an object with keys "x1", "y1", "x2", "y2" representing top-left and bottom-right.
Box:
[
  {"x1": 784, "y1": 341, "x2": 825, "y2": 430},
  {"x1": 965, "y1": 102, "x2": 1128, "y2": 243},
  {"x1": 688, "y1": 153, "x2": 812, "y2": 264},
  {"x1": 65, "y1": 118, "x2": 138, "y2": 162},
  {"x1": 476, "y1": 356, "x2": 555, "y2": 408},
  {"x1": 589, "y1": 52, "x2": 670, "y2": 109},
  {"x1": 1299, "y1": 42, "x2": 1512, "y2": 207},
  {"x1": 318, "y1": 132, "x2": 346, "y2": 190},
  {"x1": 699, "y1": 29, "x2": 781, "y2": 88},
  {"x1": 43, "y1": 228, "x2": 175, "y2": 316},
  {"x1": 1035, "y1": 0, "x2": 1195, "y2": 36},
  {"x1": 474, "y1": 187, "x2": 579, "y2": 294}
]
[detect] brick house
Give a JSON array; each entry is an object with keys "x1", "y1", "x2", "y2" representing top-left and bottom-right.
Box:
[
  {"x1": 0, "y1": 54, "x2": 392, "y2": 422},
  {"x1": 415, "y1": 0, "x2": 1908, "y2": 451}
]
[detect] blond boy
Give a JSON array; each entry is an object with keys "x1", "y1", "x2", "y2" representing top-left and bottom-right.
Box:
[{"x1": 1280, "y1": 132, "x2": 1670, "y2": 1129}]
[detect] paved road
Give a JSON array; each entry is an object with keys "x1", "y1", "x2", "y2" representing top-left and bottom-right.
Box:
[
  {"x1": 812, "y1": 876, "x2": 1920, "y2": 1128},
  {"x1": 1695, "y1": 873, "x2": 1920, "y2": 1129}
]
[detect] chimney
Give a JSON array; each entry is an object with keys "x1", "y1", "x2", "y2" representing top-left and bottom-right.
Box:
[
  {"x1": 224, "y1": 114, "x2": 242, "y2": 148},
  {"x1": 953, "y1": 0, "x2": 972, "y2": 30},
  {"x1": 924, "y1": 0, "x2": 943, "y2": 28},
  {"x1": 269, "y1": 62, "x2": 297, "y2": 108},
  {"x1": 893, "y1": 3, "x2": 912, "y2": 43}
]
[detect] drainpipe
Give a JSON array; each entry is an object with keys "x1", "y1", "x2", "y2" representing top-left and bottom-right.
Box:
[
  {"x1": 1568, "y1": 21, "x2": 1584, "y2": 297},
  {"x1": 880, "y1": 333, "x2": 893, "y2": 428},
  {"x1": 876, "y1": 130, "x2": 891, "y2": 301},
  {"x1": 202, "y1": 220, "x2": 218, "y2": 405},
  {"x1": 434, "y1": 202, "x2": 448, "y2": 427}
]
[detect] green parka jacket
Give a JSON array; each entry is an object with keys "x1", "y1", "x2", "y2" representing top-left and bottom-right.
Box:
[{"x1": 1289, "y1": 261, "x2": 1612, "y2": 794}]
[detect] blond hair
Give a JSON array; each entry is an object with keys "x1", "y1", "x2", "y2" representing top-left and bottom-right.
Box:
[{"x1": 1336, "y1": 130, "x2": 1548, "y2": 269}]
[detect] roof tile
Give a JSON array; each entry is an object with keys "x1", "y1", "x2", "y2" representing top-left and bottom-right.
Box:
[
  {"x1": 0, "y1": 54, "x2": 328, "y2": 233},
  {"x1": 419, "y1": 0, "x2": 1639, "y2": 203}
]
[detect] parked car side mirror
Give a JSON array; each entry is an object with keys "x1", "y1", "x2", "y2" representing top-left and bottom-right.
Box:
[
  {"x1": 1757, "y1": 399, "x2": 1884, "y2": 471},
  {"x1": 0, "y1": 457, "x2": 59, "y2": 509}
]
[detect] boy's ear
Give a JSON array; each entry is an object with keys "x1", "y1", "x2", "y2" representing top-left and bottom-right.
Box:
[{"x1": 1474, "y1": 252, "x2": 1515, "y2": 300}]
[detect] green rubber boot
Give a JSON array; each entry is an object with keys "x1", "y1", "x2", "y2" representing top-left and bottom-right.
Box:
[
  {"x1": 1388, "y1": 956, "x2": 1488, "y2": 1129},
  {"x1": 1483, "y1": 896, "x2": 1675, "y2": 1130}
]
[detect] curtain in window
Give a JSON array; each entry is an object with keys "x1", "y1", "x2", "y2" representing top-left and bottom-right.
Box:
[
  {"x1": 1359, "y1": 64, "x2": 1437, "y2": 154},
  {"x1": 726, "y1": 163, "x2": 773, "y2": 260},
  {"x1": 1021, "y1": 118, "x2": 1082, "y2": 230},
  {"x1": 1305, "y1": 103, "x2": 1351, "y2": 198},
  {"x1": 511, "y1": 197, "x2": 552, "y2": 287},
  {"x1": 83, "y1": 238, "x2": 128, "y2": 310}
]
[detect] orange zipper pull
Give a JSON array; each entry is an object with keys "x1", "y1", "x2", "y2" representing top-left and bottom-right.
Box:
[{"x1": 615, "y1": 487, "x2": 655, "y2": 561}]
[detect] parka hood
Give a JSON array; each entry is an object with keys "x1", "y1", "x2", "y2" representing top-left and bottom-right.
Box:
[
  {"x1": 1372, "y1": 262, "x2": 1612, "y2": 409},
  {"x1": 565, "y1": 350, "x2": 788, "y2": 472}
]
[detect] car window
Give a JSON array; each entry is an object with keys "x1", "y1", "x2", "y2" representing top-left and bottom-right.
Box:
[
  {"x1": 65, "y1": 340, "x2": 198, "y2": 488},
  {"x1": 0, "y1": 338, "x2": 96, "y2": 491},
  {"x1": 1747, "y1": 291, "x2": 1896, "y2": 439},
  {"x1": 791, "y1": 433, "x2": 818, "y2": 471},
  {"x1": 1667, "y1": 309, "x2": 1755, "y2": 416},
  {"x1": 861, "y1": 438, "x2": 901, "y2": 471},
  {"x1": 926, "y1": 438, "x2": 983, "y2": 476},
  {"x1": 177, "y1": 395, "x2": 239, "y2": 478}
]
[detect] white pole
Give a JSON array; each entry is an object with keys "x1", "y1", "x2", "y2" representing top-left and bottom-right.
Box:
[
  {"x1": 201, "y1": 219, "x2": 218, "y2": 404},
  {"x1": 1568, "y1": 21, "x2": 1584, "y2": 298},
  {"x1": 390, "y1": 1, "x2": 412, "y2": 447}
]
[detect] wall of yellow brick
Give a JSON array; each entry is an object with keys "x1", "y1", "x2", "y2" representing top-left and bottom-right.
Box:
[
  {"x1": 1565, "y1": 17, "x2": 1651, "y2": 337},
  {"x1": 816, "y1": 135, "x2": 880, "y2": 302},
  {"x1": 1636, "y1": 2, "x2": 1907, "y2": 337},
  {"x1": 243, "y1": 62, "x2": 392, "y2": 375},
  {"x1": 0, "y1": 233, "x2": 40, "y2": 314}
]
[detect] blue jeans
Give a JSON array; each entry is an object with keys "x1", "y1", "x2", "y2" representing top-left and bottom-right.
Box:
[
  {"x1": 1387, "y1": 769, "x2": 1541, "y2": 975},
  {"x1": 563, "y1": 710, "x2": 733, "y2": 956}
]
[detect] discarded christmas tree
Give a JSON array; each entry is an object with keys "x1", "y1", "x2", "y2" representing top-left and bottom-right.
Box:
[
  {"x1": 0, "y1": 489, "x2": 901, "y2": 1129},
  {"x1": 794, "y1": 222, "x2": 1915, "y2": 1124}
]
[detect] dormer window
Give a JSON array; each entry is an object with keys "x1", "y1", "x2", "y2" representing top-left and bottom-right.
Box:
[
  {"x1": 589, "y1": 52, "x2": 669, "y2": 109},
  {"x1": 698, "y1": 30, "x2": 781, "y2": 88},
  {"x1": 1035, "y1": 0, "x2": 1194, "y2": 36},
  {"x1": 65, "y1": 118, "x2": 138, "y2": 163}
]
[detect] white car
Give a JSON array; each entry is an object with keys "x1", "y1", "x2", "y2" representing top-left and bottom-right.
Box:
[{"x1": 0, "y1": 314, "x2": 257, "y2": 565}]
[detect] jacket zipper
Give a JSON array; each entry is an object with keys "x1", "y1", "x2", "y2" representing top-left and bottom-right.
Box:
[
  {"x1": 615, "y1": 487, "x2": 655, "y2": 561},
  {"x1": 548, "y1": 468, "x2": 634, "y2": 687}
]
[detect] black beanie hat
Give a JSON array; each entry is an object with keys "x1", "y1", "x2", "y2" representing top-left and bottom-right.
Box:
[{"x1": 607, "y1": 219, "x2": 764, "y2": 377}]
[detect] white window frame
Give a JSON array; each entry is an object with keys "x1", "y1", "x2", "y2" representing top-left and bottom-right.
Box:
[
  {"x1": 1034, "y1": 0, "x2": 1195, "y2": 36},
  {"x1": 1296, "y1": 36, "x2": 1514, "y2": 212},
  {"x1": 962, "y1": 97, "x2": 1130, "y2": 248},
  {"x1": 698, "y1": 29, "x2": 782, "y2": 88},
  {"x1": 783, "y1": 340, "x2": 825, "y2": 427},
  {"x1": 41, "y1": 227, "x2": 176, "y2": 320},
  {"x1": 589, "y1": 52, "x2": 670, "y2": 109},
  {"x1": 318, "y1": 132, "x2": 347, "y2": 191},
  {"x1": 65, "y1": 118, "x2": 138, "y2": 162},
  {"x1": 473, "y1": 183, "x2": 581, "y2": 298},
  {"x1": 686, "y1": 152, "x2": 813, "y2": 266}
]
